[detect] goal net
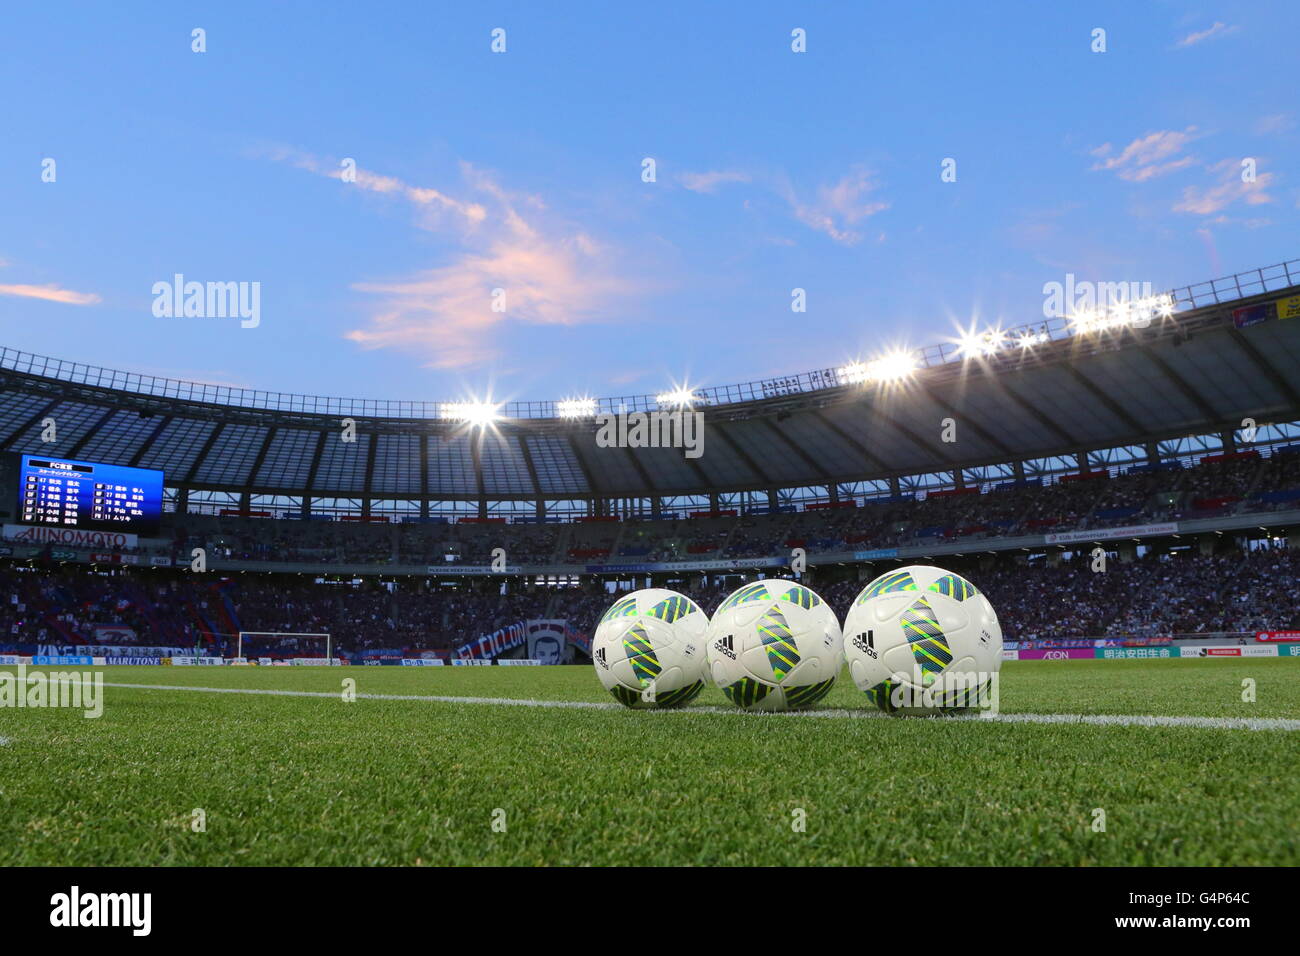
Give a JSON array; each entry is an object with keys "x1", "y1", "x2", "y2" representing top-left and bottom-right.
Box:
[{"x1": 236, "y1": 631, "x2": 333, "y2": 663}]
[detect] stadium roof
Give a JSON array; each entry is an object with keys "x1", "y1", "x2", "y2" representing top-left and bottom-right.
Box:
[{"x1": 2, "y1": 259, "x2": 1298, "y2": 503}]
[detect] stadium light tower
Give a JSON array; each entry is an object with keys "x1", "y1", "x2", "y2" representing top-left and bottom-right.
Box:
[
  {"x1": 442, "y1": 401, "x2": 500, "y2": 426},
  {"x1": 865, "y1": 349, "x2": 918, "y2": 383},
  {"x1": 556, "y1": 397, "x2": 598, "y2": 418},
  {"x1": 656, "y1": 384, "x2": 700, "y2": 407}
]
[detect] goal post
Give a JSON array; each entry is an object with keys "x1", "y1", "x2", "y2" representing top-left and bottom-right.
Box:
[{"x1": 236, "y1": 631, "x2": 332, "y2": 662}]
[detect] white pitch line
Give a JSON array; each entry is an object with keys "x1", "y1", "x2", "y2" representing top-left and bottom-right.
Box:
[{"x1": 70, "y1": 680, "x2": 1300, "y2": 731}]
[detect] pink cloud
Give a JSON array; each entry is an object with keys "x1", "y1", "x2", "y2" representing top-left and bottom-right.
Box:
[
  {"x1": 264, "y1": 149, "x2": 637, "y2": 369},
  {"x1": 1090, "y1": 128, "x2": 1199, "y2": 181},
  {"x1": 679, "y1": 169, "x2": 751, "y2": 193},
  {"x1": 1173, "y1": 159, "x2": 1275, "y2": 215},
  {"x1": 781, "y1": 167, "x2": 889, "y2": 245},
  {"x1": 1177, "y1": 22, "x2": 1238, "y2": 48},
  {"x1": 0, "y1": 283, "x2": 101, "y2": 306}
]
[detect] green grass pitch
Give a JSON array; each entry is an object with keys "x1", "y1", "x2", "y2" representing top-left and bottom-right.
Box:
[{"x1": 1, "y1": 659, "x2": 1297, "y2": 866}]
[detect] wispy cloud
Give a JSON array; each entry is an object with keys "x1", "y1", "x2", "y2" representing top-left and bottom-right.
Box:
[
  {"x1": 267, "y1": 149, "x2": 637, "y2": 369},
  {"x1": 0, "y1": 283, "x2": 101, "y2": 306},
  {"x1": 779, "y1": 167, "x2": 889, "y2": 245},
  {"x1": 1255, "y1": 113, "x2": 1294, "y2": 135},
  {"x1": 678, "y1": 169, "x2": 751, "y2": 193},
  {"x1": 1090, "y1": 128, "x2": 1198, "y2": 181},
  {"x1": 263, "y1": 146, "x2": 488, "y2": 230},
  {"x1": 1176, "y1": 22, "x2": 1237, "y2": 48},
  {"x1": 1173, "y1": 158, "x2": 1275, "y2": 215}
]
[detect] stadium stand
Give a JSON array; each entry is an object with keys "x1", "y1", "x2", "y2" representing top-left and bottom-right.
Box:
[{"x1": 3, "y1": 261, "x2": 1300, "y2": 658}]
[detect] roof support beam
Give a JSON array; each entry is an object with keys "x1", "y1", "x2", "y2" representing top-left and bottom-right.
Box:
[
  {"x1": 982, "y1": 373, "x2": 1081, "y2": 447},
  {"x1": 760, "y1": 418, "x2": 834, "y2": 481},
  {"x1": 565, "y1": 433, "x2": 600, "y2": 495},
  {"x1": 1, "y1": 397, "x2": 62, "y2": 449},
  {"x1": 808, "y1": 409, "x2": 889, "y2": 472},
  {"x1": 914, "y1": 382, "x2": 1016, "y2": 457},
  {"x1": 1136, "y1": 344, "x2": 1220, "y2": 421},
  {"x1": 184, "y1": 422, "x2": 225, "y2": 484},
  {"x1": 67, "y1": 406, "x2": 118, "y2": 458},
  {"x1": 1226, "y1": 327, "x2": 1300, "y2": 409},
  {"x1": 710, "y1": 421, "x2": 776, "y2": 484},
  {"x1": 1057, "y1": 363, "x2": 1147, "y2": 435},
  {"x1": 516, "y1": 432, "x2": 543, "y2": 500},
  {"x1": 302, "y1": 430, "x2": 328, "y2": 517},
  {"x1": 859, "y1": 399, "x2": 957, "y2": 465},
  {"x1": 129, "y1": 415, "x2": 173, "y2": 467},
  {"x1": 247, "y1": 426, "x2": 278, "y2": 490},
  {"x1": 362, "y1": 432, "x2": 379, "y2": 517}
]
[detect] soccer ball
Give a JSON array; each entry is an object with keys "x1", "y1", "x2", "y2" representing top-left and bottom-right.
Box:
[
  {"x1": 705, "y1": 578, "x2": 843, "y2": 711},
  {"x1": 842, "y1": 565, "x2": 1002, "y2": 715},
  {"x1": 591, "y1": 589, "x2": 710, "y2": 709}
]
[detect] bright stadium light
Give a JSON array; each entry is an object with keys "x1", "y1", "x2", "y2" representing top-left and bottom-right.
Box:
[
  {"x1": 556, "y1": 397, "x2": 597, "y2": 418},
  {"x1": 656, "y1": 386, "x2": 700, "y2": 407},
  {"x1": 956, "y1": 327, "x2": 1005, "y2": 359},
  {"x1": 865, "y1": 350, "x2": 918, "y2": 382},
  {"x1": 443, "y1": 401, "x2": 500, "y2": 425},
  {"x1": 1016, "y1": 330, "x2": 1049, "y2": 349},
  {"x1": 837, "y1": 362, "x2": 869, "y2": 385}
]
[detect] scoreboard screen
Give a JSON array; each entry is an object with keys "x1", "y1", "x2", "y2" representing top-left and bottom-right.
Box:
[{"x1": 17, "y1": 454, "x2": 164, "y2": 534}]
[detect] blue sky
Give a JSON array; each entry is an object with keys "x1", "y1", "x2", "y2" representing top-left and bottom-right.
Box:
[{"x1": 1, "y1": 1, "x2": 1296, "y2": 405}]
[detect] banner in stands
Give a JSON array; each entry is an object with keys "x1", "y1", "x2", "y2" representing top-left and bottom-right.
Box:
[
  {"x1": 457, "y1": 621, "x2": 528, "y2": 660},
  {"x1": 852, "y1": 548, "x2": 901, "y2": 561},
  {"x1": 526, "y1": 619, "x2": 568, "y2": 664},
  {"x1": 2, "y1": 524, "x2": 138, "y2": 549},
  {"x1": 1278, "y1": 294, "x2": 1300, "y2": 320},
  {"x1": 90, "y1": 552, "x2": 139, "y2": 564},
  {"x1": 1043, "y1": 523, "x2": 1177, "y2": 545},
  {"x1": 400, "y1": 658, "x2": 444, "y2": 666},
  {"x1": 498, "y1": 659, "x2": 543, "y2": 666},
  {"x1": 1096, "y1": 647, "x2": 1177, "y2": 659},
  {"x1": 588, "y1": 557, "x2": 784, "y2": 573},
  {"x1": 93, "y1": 626, "x2": 136, "y2": 644},
  {"x1": 33, "y1": 655, "x2": 95, "y2": 666},
  {"x1": 149, "y1": 556, "x2": 173, "y2": 566},
  {"x1": 1016, "y1": 648, "x2": 1095, "y2": 660},
  {"x1": 40, "y1": 644, "x2": 194, "y2": 659},
  {"x1": 425, "y1": 564, "x2": 520, "y2": 576},
  {"x1": 566, "y1": 624, "x2": 591, "y2": 656},
  {"x1": 1256, "y1": 630, "x2": 1300, "y2": 642},
  {"x1": 452, "y1": 658, "x2": 492, "y2": 666}
]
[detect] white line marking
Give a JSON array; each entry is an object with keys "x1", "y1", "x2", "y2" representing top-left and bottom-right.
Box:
[{"x1": 72, "y1": 680, "x2": 1300, "y2": 731}]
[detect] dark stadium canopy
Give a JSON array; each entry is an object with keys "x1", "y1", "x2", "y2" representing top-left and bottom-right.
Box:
[{"x1": 2, "y1": 262, "x2": 1299, "y2": 505}]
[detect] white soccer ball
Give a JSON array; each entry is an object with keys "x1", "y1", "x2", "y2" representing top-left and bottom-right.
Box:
[
  {"x1": 842, "y1": 565, "x2": 1002, "y2": 715},
  {"x1": 592, "y1": 589, "x2": 710, "y2": 709},
  {"x1": 705, "y1": 578, "x2": 843, "y2": 711}
]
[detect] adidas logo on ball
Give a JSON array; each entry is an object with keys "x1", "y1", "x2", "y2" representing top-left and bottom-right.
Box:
[
  {"x1": 595, "y1": 647, "x2": 608, "y2": 669},
  {"x1": 713, "y1": 634, "x2": 736, "y2": 660},
  {"x1": 851, "y1": 630, "x2": 878, "y2": 659}
]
